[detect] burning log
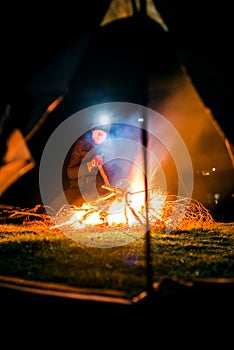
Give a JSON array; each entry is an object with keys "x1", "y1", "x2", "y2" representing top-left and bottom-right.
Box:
[{"x1": 52, "y1": 185, "x2": 164, "y2": 230}]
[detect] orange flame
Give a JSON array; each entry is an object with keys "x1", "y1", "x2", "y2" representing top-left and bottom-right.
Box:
[{"x1": 58, "y1": 169, "x2": 166, "y2": 229}]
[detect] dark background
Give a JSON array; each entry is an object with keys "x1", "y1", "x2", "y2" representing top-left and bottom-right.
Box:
[
  {"x1": 1, "y1": 0, "x2": 233, "y2": 144},
  {"x1": 0, "y1": 0, "x2": 233, "y2": 217},
  {"x1": 0, "y1": 3, "x2": 234, "y2": 341}
]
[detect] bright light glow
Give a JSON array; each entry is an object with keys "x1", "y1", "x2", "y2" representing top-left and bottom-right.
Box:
[
  {"x1": 60, "y1": 189, "x2": 166, "y2": 229},
  {"x1": 58, "y1": 165, "x2": 166, "y2": 229},
  {"x1": 98, "y1": 113, "x2": 110, "y2": 125}
]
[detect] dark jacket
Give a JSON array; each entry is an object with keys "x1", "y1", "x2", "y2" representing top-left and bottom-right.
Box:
[{"x1": 64, "y1": 133, "x2": 123, "y2": 203}]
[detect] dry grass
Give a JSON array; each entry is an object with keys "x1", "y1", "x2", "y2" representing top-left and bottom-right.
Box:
[{"x1": 0, "y1": 201, "x2": 233, "y2": 298}]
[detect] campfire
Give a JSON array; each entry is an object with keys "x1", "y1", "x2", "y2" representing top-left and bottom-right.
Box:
[
  {"x1": 53, "y1": 185, "x2": 166, "y2": 229},
  {"x1": 0, "y1": 156, "x2": 215, "y2": 249},
  {"x1": 0, "y1": 187, "x2": 214, "y2": 249},
  {"x1": 51, "y1": 181, "x2": 214, "y2": 248}
]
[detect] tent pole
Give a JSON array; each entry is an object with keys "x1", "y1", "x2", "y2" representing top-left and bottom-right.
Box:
[{"x1": 138, "y1": 0, "x2": 154, "y2": 297}]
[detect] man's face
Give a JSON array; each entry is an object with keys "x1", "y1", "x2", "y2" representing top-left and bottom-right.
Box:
[{"x1": 92, "y1": 129, "x2": 108, "y2": 144}]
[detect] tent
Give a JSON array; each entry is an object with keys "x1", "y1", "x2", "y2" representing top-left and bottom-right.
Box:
[{"x1": 0, "y1": 0, "x2": 233, "y2": 221}]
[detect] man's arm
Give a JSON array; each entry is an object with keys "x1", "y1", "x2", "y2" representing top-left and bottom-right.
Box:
[{"x1": 67, "y1": 139, "x2": 92, "y2": 180}]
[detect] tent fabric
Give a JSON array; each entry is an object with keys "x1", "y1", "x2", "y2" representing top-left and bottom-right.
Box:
[
  {"x1": 0, "y1": 128, "x2": 35, "y2": 196},
  {"x1": 0, "y1": 0, "x2": 233, "y2": 220}
]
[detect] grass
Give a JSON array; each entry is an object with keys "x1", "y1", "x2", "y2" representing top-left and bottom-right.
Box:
[{"x1": 0, "y1": 215, "x2": 234, "y2": 298}]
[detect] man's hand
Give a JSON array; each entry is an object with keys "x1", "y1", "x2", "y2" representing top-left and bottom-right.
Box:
[
  {"x1": 92, "y1": 155, "x2": 103, "y2": 167},
  {"x1": 87, "y1": 155, "x2": 103, "y2": 172}
]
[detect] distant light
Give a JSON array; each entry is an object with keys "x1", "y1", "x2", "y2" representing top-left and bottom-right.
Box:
[
  {"x1": 138, "y1": 117, "x2": 144, "y2": 122},
  {"x1": 214, "y1": 193, "x2": 220, "y2": 204},
  {"x1": 202, "y1": 170, "x2": 210, "y2": 176},
  {"x1": 201, "y1": 167, "x2": 216, "y2": 176}
]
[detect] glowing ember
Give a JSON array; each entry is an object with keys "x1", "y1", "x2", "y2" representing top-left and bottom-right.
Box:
[
  {"x1": 51, "y1": 165, "x2": 214, "y2": 249},
  {"x1": 53, "y1": 185, "x2": 166, "y2": 230}
]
